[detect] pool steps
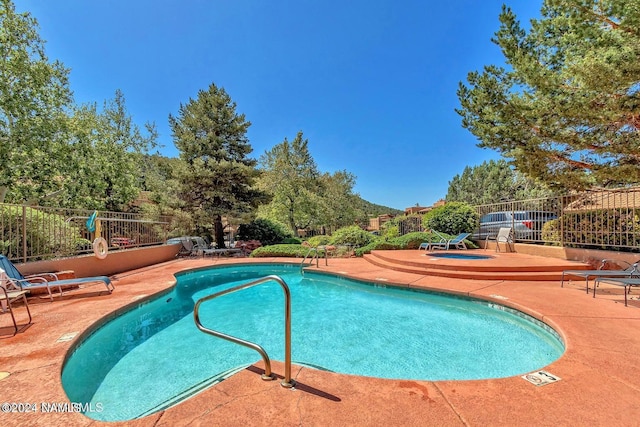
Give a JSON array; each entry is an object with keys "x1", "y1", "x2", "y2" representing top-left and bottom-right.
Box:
[{"x1": 363, "y1": 250, "x2": 591, "y2": 281}]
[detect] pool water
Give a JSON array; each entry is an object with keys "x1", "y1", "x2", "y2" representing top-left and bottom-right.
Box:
[{"x1": 62, "y1": 264, "x2": 564, "y2": 421}]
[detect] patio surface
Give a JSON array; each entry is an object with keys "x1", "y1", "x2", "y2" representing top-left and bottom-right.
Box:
[{"x1": 2, "y1": 250, "x2": 640, "y2": 426}]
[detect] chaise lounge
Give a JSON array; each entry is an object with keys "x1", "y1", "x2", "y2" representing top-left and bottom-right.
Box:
[
  {"x1": 418, "y1": 230, "x2": 449, "y2": 251},
  {"x1": 420, "y1": 232, "x2": 471, "y2": 251},
  {"x1": 560, "y1": 259, "x2": 639, "y2": 293},
  {"x1": 0, "y1": 255, "x2": 114, "y2": 301},
  {"x1": 0, "y1": 268, "x2": 32, "y2": 335},
  {"x1": 592, "y1": 276, "x2": 640, "y2": 306}
]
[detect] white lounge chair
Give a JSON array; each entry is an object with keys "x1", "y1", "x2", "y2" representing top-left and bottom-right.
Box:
[
  {"x1": 418, "y1": 230, "x2": 448, "y2": 251},
  {"x1": 422, "y1": 232, "x2": 471, "y2": 251}
]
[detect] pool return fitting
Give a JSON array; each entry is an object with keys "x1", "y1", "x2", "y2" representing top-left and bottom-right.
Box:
[{"x1": 193, "y1": 275, "x2": 295, "y2": 388}]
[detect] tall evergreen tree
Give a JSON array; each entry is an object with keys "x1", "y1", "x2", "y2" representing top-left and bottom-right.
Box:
[
  {"x1": 457, "y1": 0, "x2": 640, "y2": 190},
  {"x1": 169, "y1": 83, "x2": 268, "y2": 247}
]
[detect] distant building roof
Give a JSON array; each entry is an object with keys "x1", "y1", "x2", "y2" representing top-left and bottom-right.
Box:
[{"x1": 564, "y1": 187, "x2": 640, "y2": 211}]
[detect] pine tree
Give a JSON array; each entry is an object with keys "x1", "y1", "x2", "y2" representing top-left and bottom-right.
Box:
[{"x1": 457, "y1": 0, "x2": 640, "y2": 190}]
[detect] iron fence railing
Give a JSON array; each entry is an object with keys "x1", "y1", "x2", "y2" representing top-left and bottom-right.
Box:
[
  {"x1": 398, "y1": 216, "x2": 423, "y2": 235},
  {"x1": 0, "y1": 203, "x2": 171, "y2": 262},
  {"x1": 473, "y1": 188, "x2": 640, "y2": 251}
]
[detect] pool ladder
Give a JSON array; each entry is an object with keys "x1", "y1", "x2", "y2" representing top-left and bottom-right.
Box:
[
  {"x1": 193, "y1": 275, "x2": 295, "y2": 388},
  {"x1": 300, "y1": 247, "x2": 328, "y2": 274}
]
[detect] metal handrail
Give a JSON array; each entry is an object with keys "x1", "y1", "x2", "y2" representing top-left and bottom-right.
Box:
[
  {"x1": 193, "y1": 275, "x2": 295, "y2": 388},
  {"x1": 300, "y1": 247, "x2": 328, "y2": 274}
]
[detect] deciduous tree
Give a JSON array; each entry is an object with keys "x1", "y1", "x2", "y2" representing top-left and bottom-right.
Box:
[
  {"x1": 0, "y1": 0, "x2": 71, "y2": 203},
  {"x1": 61, "y1": 91, "x2": 158, "y2": 210},
  {"x1": 457, "y1": 1, "x2": 640, "y2": 190},
  {"x1": 258, "y1": 132, "x2": 368, "y2": 235},
  {"x1": 258, "y1": 131, "x2": 323, "y2": 236}
]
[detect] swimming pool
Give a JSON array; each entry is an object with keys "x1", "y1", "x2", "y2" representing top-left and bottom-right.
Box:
[{"x1": 62, "y1": 263, "x2": 564, "y2": 421}]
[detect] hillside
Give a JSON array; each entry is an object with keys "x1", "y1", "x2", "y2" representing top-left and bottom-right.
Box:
[{"x1": 357, "y1": 197, "x2": 404, "y2": 217}]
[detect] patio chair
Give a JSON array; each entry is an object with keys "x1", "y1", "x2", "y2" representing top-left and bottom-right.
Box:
[
  {"x1": 168, "y1": 237, "x2": 190, "y2": 257},
  {"x1": 444, "y1": 233, "x2": 471, "y2": 250},
  {"x1": 485, "y1": 227, "x2": 514, "y2": 252},
  {"x1": 422, "y1": 232, "x2": 471, "y2": 251},
  {"x1": 592, "y1": 276, "x2": 640, "y2": 306},
  {"x1": 0, "y1": 268, "x2": 32, "y2": 335},
  {"x1": 560, "y1": 259, "x2": 639, "y2": 294},
  {"x1": 418, "y1": 230, "x2": 448, "y2": 251},
  {"x1": 0, "y1": 255, "x2": 114, "y2": 301}
]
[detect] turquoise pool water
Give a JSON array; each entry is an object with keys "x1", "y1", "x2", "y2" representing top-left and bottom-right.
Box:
[{"x1": 61, "y1": 263, "x2": 564, "y2": 421}]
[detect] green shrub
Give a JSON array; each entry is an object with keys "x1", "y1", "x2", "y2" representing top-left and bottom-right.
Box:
[
  {"x1": 390, "y1": 231, "x2": 433, "y2": 249},
  {"x1": 236, "y1": 218, "x2": 292, "y2": 246},
  {"x1": 379, "y1": 218, "x2": 401, "y2": 240},
  {"x1": 542, "y1": 219, "x2": 561, "y2": 246},
  {"x1": 352, "y1": 230, "x2": 478, "y2": 256},
  {"x1": 251, "y1": 244, "x2": 322, "y2": 258},
  {"x1": 282, "y1": 237, "x2": 302, "y2": 244},
  {"x1": 329, "y1": 225, "x2": 376, "y2": 247},
  {"x1": 422, "y1": 202, "x2": 478, "y2": 235},
  {"x1": 305, "y1": 235, "x2": 332, "y2": 247}
]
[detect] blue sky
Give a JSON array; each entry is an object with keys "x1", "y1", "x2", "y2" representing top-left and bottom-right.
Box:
[{"x1": 15, "y1": 0, "x2": 542, "y2": 210}]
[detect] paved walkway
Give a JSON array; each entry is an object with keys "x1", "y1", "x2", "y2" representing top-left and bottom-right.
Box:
[{"x1": 1, "y1": 252, "x2": 640, "y2": 426}]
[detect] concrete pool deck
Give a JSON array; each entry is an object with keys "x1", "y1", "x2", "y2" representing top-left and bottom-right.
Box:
[{"x1": 1, "y1": 251, "x2": 640, "y2": 426}]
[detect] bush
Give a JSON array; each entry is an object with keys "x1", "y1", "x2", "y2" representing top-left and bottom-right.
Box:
[
  {"x1": 422, "y1": 202, "x2": 478, "y2": 235},
  {"x1": 390, "y1": 231, "x2": 434, "y2": 249},
  {"x1": 251, "y1": 244, "x2": 322, "y2": 258},
  {"x1": 305, "y1": 235, "x2": 332, "y2": 247},
  {"x1": 542, "y1": 219, "x2": 561, "y2": 246},
  {"x1": 352, "y1": 230, "x2": 478, "y2": 256},
  {"x1": 329, "y1": 225, "x2": 376, "y2": 247},
  {"x1": 236, "y1": 218, "x2": 292, "y2": 246},
  {"x1": 354, "y1": 240, "x2": 399, "y2": 256},
  {"x1": 282, "y1": 237, "x2": 302, "y2": 244}
]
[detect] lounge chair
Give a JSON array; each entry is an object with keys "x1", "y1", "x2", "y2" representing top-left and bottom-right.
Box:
[
  {"x1": 485, "y1": 227, "x2": 514, "y2": 252},
  {"x1": 422, "y1": 232, "x2": 471, "y2": 251},
  {"x1": 0, "y1": 255, "x2": 114, "y2": 301},
  {"x1": 418, "y1": 230, "x2": 448, "y2": 251},
  {"x1": 168, "y1": 236, "x2": 197, "y2": 257},
  {"x1": 0, "y1": 268, "x2": 32, "y2": 335},
  {"x1": 592, "y1": 276, "x2": 640, "y2": 306},
  {"x1": 444, "y1": 233, "x2": 471, "y2": 250},
  {"x1": 560, "y1": 259, "x2": 639, "y2": 294}
]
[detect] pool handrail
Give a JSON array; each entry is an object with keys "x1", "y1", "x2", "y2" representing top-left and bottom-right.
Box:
[
  {"x1": 193, "y1": 274, "x2": 295, "y2": 388},
  {"x1": 300, "y1": 247, "x2": 328, "y2": 274}
]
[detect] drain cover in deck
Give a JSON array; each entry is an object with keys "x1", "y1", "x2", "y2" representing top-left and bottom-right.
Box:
[{"x1": 522, "y1": 370, "x2": 561, "y2": 386}]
